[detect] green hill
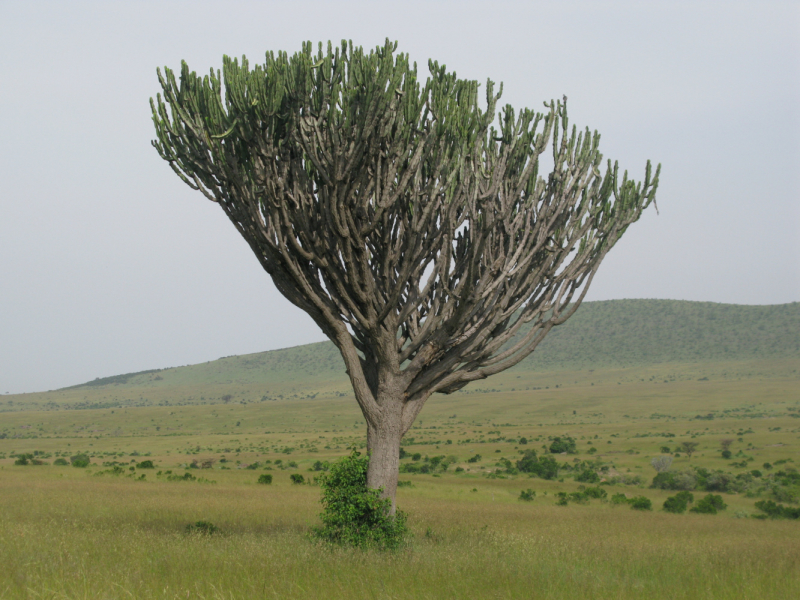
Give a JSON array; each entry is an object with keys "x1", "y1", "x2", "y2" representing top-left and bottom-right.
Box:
[
  {"x1": 3, "y1": 299, "x2": 797, "y2": 412},
  {"x1": 70, "y1": 299, "x2": 799, "y2": 389}
]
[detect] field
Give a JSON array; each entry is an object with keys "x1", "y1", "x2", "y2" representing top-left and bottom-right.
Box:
[{"x1": 1, "y1": 300, "x2": 799, "y2": 599}]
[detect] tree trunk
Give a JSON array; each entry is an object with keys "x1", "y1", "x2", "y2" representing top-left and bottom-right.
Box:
[{"x1": 365, "y1": 397, "x2": 403, "y2": 515}]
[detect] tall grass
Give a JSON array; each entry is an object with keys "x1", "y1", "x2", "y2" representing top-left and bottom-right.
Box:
[{"x1": 1, "y1": 472, "x2": 797, "y2": 599}]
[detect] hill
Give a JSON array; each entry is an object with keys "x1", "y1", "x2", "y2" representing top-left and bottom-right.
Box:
[
  {"x1": 2, "y1": 299, "x2": 797, "y2": 412},
  {"x1": 71, "y1": 299, "x2": 800, "y2": 386}
]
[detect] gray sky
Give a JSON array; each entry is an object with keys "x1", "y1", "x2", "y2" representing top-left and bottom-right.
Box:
[{"x1": 1, "y1": 0, "x2": 798, "y2": 394}]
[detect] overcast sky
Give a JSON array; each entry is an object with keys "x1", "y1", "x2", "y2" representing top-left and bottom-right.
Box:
[{"x1": 1, "y1": 1, "x2": 798, "y2": 394}]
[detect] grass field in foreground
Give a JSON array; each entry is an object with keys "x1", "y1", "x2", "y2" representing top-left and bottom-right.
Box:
[{"x1": 0, "y1": 360, "x2": 798, "y2": 599}]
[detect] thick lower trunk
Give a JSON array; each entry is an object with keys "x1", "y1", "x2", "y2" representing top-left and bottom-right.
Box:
[{"x1": 366, "y1": 400, "x2": 403, "y2": 515}]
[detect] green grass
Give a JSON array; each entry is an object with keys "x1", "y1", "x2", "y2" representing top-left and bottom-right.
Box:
[
  {"x1": 0, "y1": 299, "x2": 798, "y2": 598},
  {"x1": 1, "y1": 368, "x2": 799, "y2": 598}
]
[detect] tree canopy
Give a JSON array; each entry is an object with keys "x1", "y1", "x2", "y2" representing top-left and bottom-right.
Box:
[{"x1": 151, "y1": 39, "x2": 660, "y2": 506}]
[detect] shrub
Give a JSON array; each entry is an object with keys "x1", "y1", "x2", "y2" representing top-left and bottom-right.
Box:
[
  {"x1": 186, "y1": 520, "x2": 218, "y2": 535},
  {"x1": 690, "y1": 494, "x2": 727, "y2": 514},
  {"x1": 549, "y1": 436, "x2": 577, "y2": 454},
  {"x1": 53, "y1": 458, "x2": 69, "y2": 466},
  {"x1": 584, "y1": 486, "x2": 607, "y2": 499},
  {"x1": 70, "y1": 455, "x2": 90, "y2": 468},
  {"x1": 575, "y1": 468, "x2": 600, "y2": 483},
  {"x1": 14, "y1": 454, "x2": 32, "y2": 466},
  {"x1": 516, "y1": 450, "x2": 558, "y2": 480},
  {"x1": 257, "y1": 473, "x2": 273, "y2": 485},
  {"x1": 568, "y1": 491, "x2": 589, "y2": 504},
  {"x1": 651, "y1": 470, "x2": 696, "y2": 491},
  {"x1": 663, "y1": 491, "x2": 694, "y2": 514},
  {"x1": 519, "y1": 489, "x2": 536, "y2": 502},
  {"x1": 290, "y1": 473, "x2": 305, "y2": 484},
  {"x1": 704, "y1": 472, "x2": 735, "y2": 493},
  {"x1": 753, "y1": 500, "x2": 800, "y2": 520},
  {"x1": 136, "y1": 460, "x2": 155, "y2": 469},
  {"x1": 312, "y1": 450, "x2": 408, "y2": 550},
  {"x1": 467, "y1": 454, "x2": 482, "y2": 463},
  {"x1": 651, "y1": 455, "x2": 673, "y2": 473},
  {"x1": 519, "y1": 437, "x2": 528, "y2": 445},
  {"x1": 629, "y1": 496, "x2": 652, "y2": 510},
  {"x1": 610, "y1": 493, "x2": 629, "y2": 505},
  {"x1": 312, "y1": 460, "x2": 330, "y2": 472},
  {"x1": 721, "y1": 450, "x2": 732, "y2": 459},
  {"x1": 167, "y1": 472, "x2": 196, "y2": 482}
]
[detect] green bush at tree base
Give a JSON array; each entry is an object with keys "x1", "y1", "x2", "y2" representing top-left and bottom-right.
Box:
[{"x1": 312, "y1": 450, "x2": 408, "y2": 550}]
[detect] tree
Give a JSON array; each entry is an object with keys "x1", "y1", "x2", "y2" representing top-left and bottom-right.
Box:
[
  {"x1": 150, "y1": 40, "x2": 660, "y2": 512},
  {"x1": 679, "y1": 441, "x2": 699, "y2": 459},
  {"x1": 651, "y1": 455, "x2": 673, "y2": 473}
]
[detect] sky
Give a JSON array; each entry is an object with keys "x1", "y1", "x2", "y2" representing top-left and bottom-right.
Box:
[{"x1": 1, "y1": 0, "x2": 798, "y2": 394}]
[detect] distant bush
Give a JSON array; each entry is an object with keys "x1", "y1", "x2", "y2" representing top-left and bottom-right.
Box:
[
  {"x1": 467, "y1": 454, "x2": 481, "y2": 463},
  {"x1": 312, "y1": 449, "x2": 408, "y2": 550},
  {"x1": 721, "y1": 450, "x2": 732, "y2": 459},
  {"x1": 186, "y1": 520, "x2": 218, "y2": 535},
  {"x1": 549, "y1": 436, "x2": 577, "y2": 454},
  {"x1": 753, "y1": 500, "x2": 800, "y2": 520},
  {"x1": 610, "y1": 493, "x2": 629, "y2": 505},
  {"x1": 663, "y1": 491, "x2": 694, "y2": 514},
  {"x1": 519, "y1": 489, "x2": 536, "y2": 502},
  {"x1": 53, "y1": 458, "x2": 69, "y2": 466},
  {"x1": 312, "y1": 461, "x2": 330, "y2": 472},
  {"x1": 519, "y1": 437, "x2": 528, "y2": 445},
  {"x1": 516, "y1": 450, "x2": 558, "y2": 480},
  {"x1": 14, "y1": 453, "x2": 33, "y2": 466},
  {"x1": 257, "y1": 473, "x2": 273, "y2": 485},
  {"x1": 629, "y1": 496, "x2": 652, "y2": 510},
  {"x1": 290, "y1": 473, "x2": 305, "y2": 484},
  {"x1": 651, "y1": 470, "x2": 696, "y2": 491},
  {"x1": 704, "y1": 472, "x2": 735, "y2": 493},
  {"x1": 575, "y1": 468, "x2": 600, "y2": 483},
  {"x1": 136, "y1": 460, "x2": 155, "y2": 469},
  {"x1": 397, "y1": 480, "x2": 413, "y2": 488},
  {"x1": 70, "y1": 455, "x2": 90, "y2": 468},
  {"x1": 167, "y1": 472, "x2": 196, "y2": 482},
  {"x1": 690, "y1": 494, "x2": 727, "y2": 515},
  {"x1": 583, "y1": 486, "x2": 607, "y2": 499},
  {"x1": 651, "y1": 455, "x2": 673, "y2": 473}
]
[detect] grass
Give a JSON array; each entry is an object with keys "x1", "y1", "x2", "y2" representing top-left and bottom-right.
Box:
[
  {"x1": 1, "y1": 469, "x2": 798, "y2": 599},
  {"x1": 0, "y1": 299, "x2": 798, "y2": 598}
]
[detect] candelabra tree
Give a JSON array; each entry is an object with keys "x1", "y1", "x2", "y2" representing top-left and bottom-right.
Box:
[{"x1": 151, "y1": 40, "x2": 660, "y2": 512}]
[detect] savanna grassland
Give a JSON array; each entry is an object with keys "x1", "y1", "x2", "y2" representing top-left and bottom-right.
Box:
[{"x1": 1, "y1": 300, "x2": 799, "y2": 599}]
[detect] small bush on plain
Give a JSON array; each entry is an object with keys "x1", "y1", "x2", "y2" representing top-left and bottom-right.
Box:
[
  {"x1": 690, "y1": 494, "x2": 727, "y2": 515},
  {"x1": 549, "y1": 436, "x2": 577, "y2": 454},
  {"x1": 186, "y1": 520, "x2": 218, "y2": 535},
  {"x1": 629, "y1": 496, "x2": 652, "y2": 510},
  {"x1": 70, "y1": 455, "x2": 90, "y2": 468},
  {"x1": 257, "y1": 473, "x2": 273, "y2": 485}
]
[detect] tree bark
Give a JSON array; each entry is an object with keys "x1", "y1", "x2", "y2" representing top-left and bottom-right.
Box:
[{"x1": 365, "y1": 396, "x2": 403, "y2": 515}]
